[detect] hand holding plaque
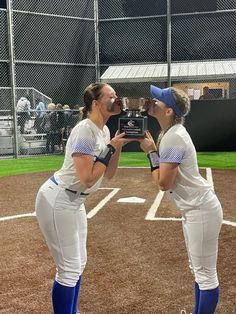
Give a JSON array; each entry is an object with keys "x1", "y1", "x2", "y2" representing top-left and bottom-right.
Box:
[{"x1": 118, "y1": 98, "x2": 148, "y2": 138}]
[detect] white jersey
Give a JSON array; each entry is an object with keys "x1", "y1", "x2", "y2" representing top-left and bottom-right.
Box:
[
  {"x1": 16, "y1": 97, "x2": 30, "y2": 112},
  {"x1": 159, "y1": 124, "x2": 214, "y2": 210},
  {"x1": 54, "y1": 118, "x2": 110, "y2": 194}
]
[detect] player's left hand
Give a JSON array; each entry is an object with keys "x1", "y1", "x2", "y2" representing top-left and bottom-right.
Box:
[
  {"x1": 110, "y1": 131, "x2": 136, "y2": 148},
  {"x1": 110, "y1": 132, "x2": 127, "y2": 150},
  {"x1": 138, "y1": 131, "x2": 157, "y2": 153}
]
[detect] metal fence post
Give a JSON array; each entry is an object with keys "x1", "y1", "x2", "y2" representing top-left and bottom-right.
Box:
[
  {"x1": 94, "y1": 0, "x2": 100, "y2": 82},
  {"x1": 6, "y1": 0, "x2": 18, "y2": 158},
  {"x1": 167, "y1": 0, "x2": 172, "y2": 87}
]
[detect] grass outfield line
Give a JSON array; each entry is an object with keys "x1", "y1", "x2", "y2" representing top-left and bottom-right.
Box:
[{"x1": 0, "y1": 152, "x2": 235, "y2": 177}]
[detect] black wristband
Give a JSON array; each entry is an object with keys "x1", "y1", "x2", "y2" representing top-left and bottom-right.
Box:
[
  {"x1": 95, "y1": 144, "x2": 116, "y2": 167},
  {"x1": 147, "y1": 151, "x2": 160, "y2": 172}
]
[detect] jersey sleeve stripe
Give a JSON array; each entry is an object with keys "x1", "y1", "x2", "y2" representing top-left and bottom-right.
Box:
[
  {"x1": 72, "y1": 138, "x2": 95, "y2": 156},
  {"x1": 160, "y1": 147, "x2": 184, "y2": 164}
]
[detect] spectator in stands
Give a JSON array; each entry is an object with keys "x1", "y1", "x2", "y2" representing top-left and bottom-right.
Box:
[
  {"x1": 55, "y1": 103, "x2": 66, "y2": 153},
  {"x1": 63, "y1": 104, "x2": 71, "y2": 122},
  {"x1": 62, "y1": 104, "x2": 71, "y2": 145},
  {"x1": 16, "y1": 95, "x2": 31, "y2": 134},
  {"x1": 199, "y1": 86, "x2": 215, "y2": 100},
  {"x1": 40, "y1": 103, "x2": 58, "y2": 154},
  {"x1": 63, "y1": 105, "x2": 70, "y2": 113},
  {"x1": 34, "y1": 98, "x2": 47, "y2": 133}
]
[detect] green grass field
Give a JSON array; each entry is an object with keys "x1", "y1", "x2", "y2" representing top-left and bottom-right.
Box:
[{"x1": 0, "y1": 152, "x2": 235, "y2": 177}]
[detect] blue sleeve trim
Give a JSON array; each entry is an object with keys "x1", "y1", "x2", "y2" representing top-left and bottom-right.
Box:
[
  {"x1": 160, "y1": 147, "x2": 184, "y2": 164},
  {"x1": 72, "y1": 138, "x2": 95, "y2": 156}
]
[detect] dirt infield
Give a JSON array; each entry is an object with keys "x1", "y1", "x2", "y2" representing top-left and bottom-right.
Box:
[{"x1": 0, "y1": 168, "x2": 236, "y2": 314}]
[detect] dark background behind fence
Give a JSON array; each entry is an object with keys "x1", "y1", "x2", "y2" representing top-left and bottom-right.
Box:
[
  {"x1": 107, "y1": 99, "x2": 236, "y2": 152},
  {"x1": 0, "y1": 0, "x2": 236, "y2": 156}
]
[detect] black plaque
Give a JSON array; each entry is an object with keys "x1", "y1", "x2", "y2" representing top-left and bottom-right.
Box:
[{"x1": 119, "y1": 116, "x2": 147, "y2": 138}]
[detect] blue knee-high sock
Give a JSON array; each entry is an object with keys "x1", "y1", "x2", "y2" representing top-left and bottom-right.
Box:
[
  {"x1": 198, "y1": 286, "x2": 220, "y2": 314},
  {"x1": 194, "y1": 281, "x2": 200, "y2": 314},
  {"x1": 72, "y1": 276, "x2": 82, "y2": 314},
  {"x1": 52, "y1": 280, "x2": 76, "y2": 314}
]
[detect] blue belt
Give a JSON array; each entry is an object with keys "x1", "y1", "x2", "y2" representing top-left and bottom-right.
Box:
[
  {"x1": 50, "y1": 176, "x2": 89, "y2": 196},
  {"x1": 50, "y1": 175, "x2": 58, "y2": 185}
]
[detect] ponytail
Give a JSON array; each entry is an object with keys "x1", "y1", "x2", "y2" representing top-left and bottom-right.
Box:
[
  {"x1": 82, "y1": 106, "x2": 89, "y2": 120},
  {"x1": 82, "y1": 82, "x2": 107, "y2": 118}
]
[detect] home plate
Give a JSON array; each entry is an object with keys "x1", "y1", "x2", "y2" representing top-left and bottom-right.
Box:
[{"x1": 117, "y1": 197, "x2": 146, "y2": 203}]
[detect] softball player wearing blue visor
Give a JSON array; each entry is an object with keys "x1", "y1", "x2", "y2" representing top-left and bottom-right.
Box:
[
  {"x1": 150, "y1": 85, "x2": 183, "y2": 117},
  {"x1": 139, "y1": 85, "x2": 223, "y2": 314}
]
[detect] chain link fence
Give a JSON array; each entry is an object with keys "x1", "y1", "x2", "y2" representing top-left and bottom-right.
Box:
[
  {"x1": 100, "y1": 0, "x2": 236, "y2": 152},
  {"x1": 0, "y1": 0, "x2": 236, "y2": 157},
  {"x1": 99, "y1": 0, "x2": 236, "y2": 94},
  {"x1": 0, "y1": 0, "x2": 95, "y2": 157}
]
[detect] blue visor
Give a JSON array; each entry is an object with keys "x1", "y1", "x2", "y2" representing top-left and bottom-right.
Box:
[{"x1": 150, "y1": 85, "x2": 182, "y2": 117}]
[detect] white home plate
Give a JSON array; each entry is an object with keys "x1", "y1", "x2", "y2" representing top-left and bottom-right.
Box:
[{"x1": 117, "y1": 197, "x2": 146, "y2": 203}]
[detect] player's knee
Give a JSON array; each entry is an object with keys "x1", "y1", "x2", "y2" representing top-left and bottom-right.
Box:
[
  {"x1": 56, "y1": 270, "x2": 81, "y2": 287},
  {"x1": 194, "y1": 266, "x2": 219, "y2": 290},
  {"x1": 56, "y1": 258, "x2": 87, "y2": 287}
]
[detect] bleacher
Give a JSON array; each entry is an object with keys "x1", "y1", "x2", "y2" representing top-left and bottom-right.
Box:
[
  {"x1": 0, "y1": 87, "x2": 53, "y2": 157},
  {"x1": 0, "y1": 116, "x2": 14, "y2": 155},
  {"x1": 20, "y1": 132, "x2": 47, "y2": 155},
  {"x1": 0, "y1": 116, "x2": 48, "y2": 155}
]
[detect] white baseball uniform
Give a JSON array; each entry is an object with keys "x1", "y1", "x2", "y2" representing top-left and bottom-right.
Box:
[
  {"x1": 159, "y1": 124, "x2": 223, "y2": 290},
  {"x1": 36, "y1": 119, "x2": 110, "y2": 287}
]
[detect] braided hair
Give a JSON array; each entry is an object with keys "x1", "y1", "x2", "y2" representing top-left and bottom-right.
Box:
[
  {"x1": 171, "y1": 87, "x2": 191, "y2": 125},
  {"x1": 82, "y1": 82, "x2": 107, "y2": 119},
  {"x1": 156, "y1": 87, "x2": 191, "y2": 154}
]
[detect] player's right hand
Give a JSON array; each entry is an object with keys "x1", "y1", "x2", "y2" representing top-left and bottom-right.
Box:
[{"x1": 138, "y1": 131, "x2": 157, "y2": 153}]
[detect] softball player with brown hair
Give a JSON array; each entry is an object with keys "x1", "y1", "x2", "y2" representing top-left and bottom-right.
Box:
[
  {"x1": 140, "y1": 85, "x2": 223, "y2": 314},
  {"x1": 35, "y1": 83, "x2": 131, "y2": 314}
]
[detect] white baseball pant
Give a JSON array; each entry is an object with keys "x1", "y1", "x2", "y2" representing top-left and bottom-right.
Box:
[
  {"x1": 182, "y1": 193, "x2": 223, "y2": 290},
  {"x1": 35, "y1": 179, "x2": 87, "y2": 287}
]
